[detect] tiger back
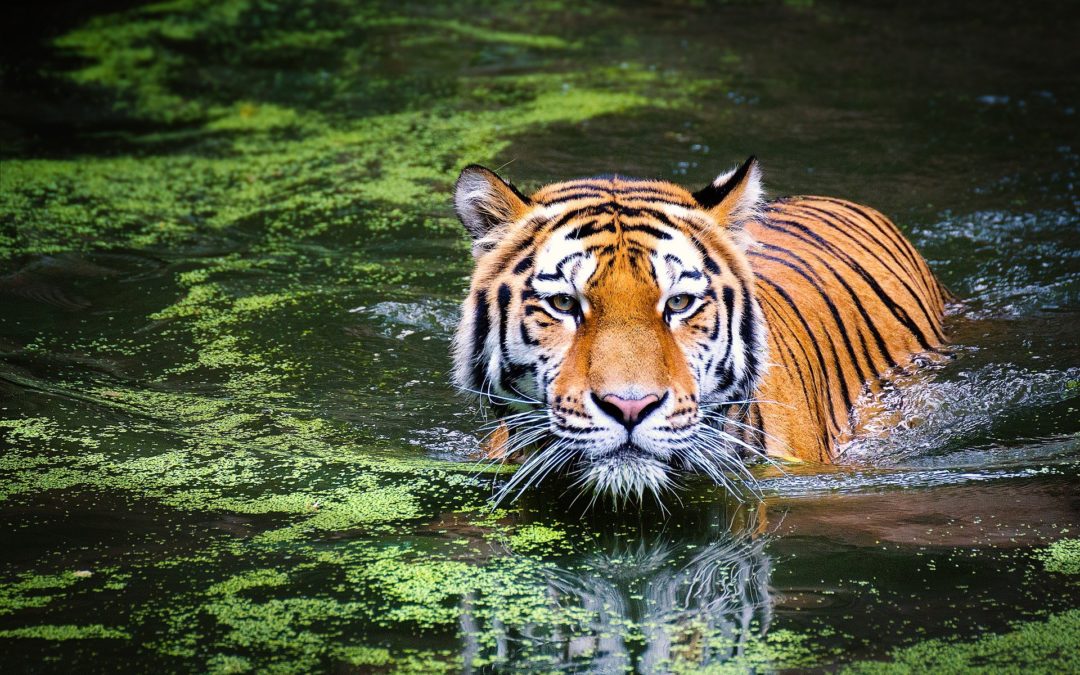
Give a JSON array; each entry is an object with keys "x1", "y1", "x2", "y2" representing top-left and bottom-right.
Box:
[{"x1": 746, "y1": 196, "x2": 948, "y2": 462}]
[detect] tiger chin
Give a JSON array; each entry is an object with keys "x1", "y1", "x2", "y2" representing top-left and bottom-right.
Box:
[{"x1": 451, "y1": 156, "x2": 948, "y2": 504}]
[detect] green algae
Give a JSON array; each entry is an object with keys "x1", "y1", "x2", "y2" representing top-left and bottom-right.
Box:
[
  {"x1": 361, "y1": 555, "x2": 477, "y2": 629},
  {"x1": 0, "y1": 3, "x2": 716, "y2": 605},
  {"x1": 0, "y1": 572, "x2": 84, "y2": 617},
  {"x1": 0, "y1": 624, "x2": 129, "y2": 640},
  {"x1": 3, "y1": 0, "x2": 714, "y2": 260},
  {"x1": 205, "y1": 654, "x2": 253, "y2": 674},
  {"x1": 207, "y1": 569, "x2": 290, "y2": 596},
  {"x1": 334, "y1": 646, "x2": 456, "y2": 675},
  {"x1": 1039, "y1": 539, "x2": 1080, "y2": 576},
  {"x1": 840, "y1": 610, "x2": 1080, "y2": 674},
  {"x1": 507, "y1": 523, "x2": 570, "y2": 554},
  {"x1": 53, "y1": 0, "x2": 252, "y2": 123}
]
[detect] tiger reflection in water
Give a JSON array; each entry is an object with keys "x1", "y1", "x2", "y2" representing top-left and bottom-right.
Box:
[{"x1": 456, "y1": 503, "x2": 772, "y2": 672}]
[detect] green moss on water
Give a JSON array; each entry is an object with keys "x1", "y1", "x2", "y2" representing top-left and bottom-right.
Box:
[
  {"x1": 334, "y1": 646, "x2": 457, "y2": 674},
  {"x1": 207, "y1": 569, "x2": 290, "y2": 596},
  {"x1": 362, "y1": 556, "x2": 475, "y2": 628},
  {"x1": 205, "y1": 654, "x2": 253, "y2": 674},
  {"x1": 840, "y1": 610, "x2": 1080, "y2": 674},
  {"x1": 0, "y1": 5, "x2": 702, "y2": 606},
  {"x1": 507, "y1": 524, "x2": 569, "y2": 554},
  {"x1": 0, "y1": 624, "x2": 129, "y2": 640},
  {"x1": 0, "y1": 572, "x2": 83, "y2": 617},
  {"x1": 1039, "y1": 539, "x2": 1080, "y2": 576},
  {"x1": 2, "y1": 0, "x2": 714, "y2": 259}
]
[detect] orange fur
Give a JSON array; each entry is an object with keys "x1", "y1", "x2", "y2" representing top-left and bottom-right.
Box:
[{"x1": 454, "y1": 160, "x2": 948, "y2": 471}]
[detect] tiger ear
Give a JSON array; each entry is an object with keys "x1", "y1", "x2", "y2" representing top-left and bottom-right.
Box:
[
  {"x1": 692, "y1": 156, "x2": 763, "y2": 229},
  {"x1": 454, "y1": 165, "x2": 532, "y2": 245}
]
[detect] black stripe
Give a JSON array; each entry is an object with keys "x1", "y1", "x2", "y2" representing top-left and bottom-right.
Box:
[
  {"x1": 566, "y1": 220, "x2": 614, "y2": 239},
  {"x1": 759, "y1": 241, "x2": 896, "y2": 370},
  {"x1": 496, "y1": 283, "x2": 532, "y2": 399},
  {"x1": 710, "y1": 286, "x2": 739, "y2": 392},
  {"x1": 757, "y1": 274, "x2": 847, "y2": 432},
  {"x1": 774, "y1": 206, "x2": 944, "y2": 344},
  {"x1": 835, "y1": 199, "x2": 946, "y2": 312},
  {"x1": 789, "y1": 202, "x2": 939, "y2": 311},
  {"x1": 616, "y1": 206, "x2": 684, "y2": 230},
  {"x1": 749, "y1": 249, "x2": 871, "y2": 386},
  {"x1": 524, "y1": 304, "x2": 559, "y2": 321},
  {"x1": 543, "y1": 182, "x2": 692, "y2": 199},
  {"x1": 520, "y1": 321, "x2": 539, "y2": 346},
  {"x1": 496, "y1": 283, "x2": 512, "y2": 361},
  {"x1": 536, "y1": 252, "x2": 585, "y2": 281},
  {"x1": 737, "y1": 284, "x2": 761, "y2": 397},
  {"x1": 688, "y1": 236, "x2": 721, "y2": 274},
  {"x1": 533, "y1": 205, "x2": 608, "y2": 238},
  {"x1": 719, "y1": 286, "x2": 735, "y2": 343},
  {"x1": 620, "y1": 223, "x2": 672, "y2": 240},
  {"x1": 513, "y1": 253, "x2": 534, "y2": 275},
  {"x1": 811, "y1": 197, "x2": 931, "y2": 288},
  {"x1": 542, "y1": 191, "x2": 692, "y2": 207},
  {"x1": 758, "y1": 292, "x2": 825, "y2": 429},
  {"x1": 470, "y1": 292, "x2": 491, "y2": 390}
]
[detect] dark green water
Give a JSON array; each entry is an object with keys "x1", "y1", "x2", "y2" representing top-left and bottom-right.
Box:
[{"x1": 1, "y1": 0, "x2": 1078, "y2": 672}]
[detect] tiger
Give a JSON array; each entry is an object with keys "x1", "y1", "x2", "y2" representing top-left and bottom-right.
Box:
[{"x1": 451, "y1": 157, "x2": 948, "y2": 501}]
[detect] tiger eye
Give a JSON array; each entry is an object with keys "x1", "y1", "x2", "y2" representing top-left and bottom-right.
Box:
[
  {"x1": 550, "y1": 294, "x2": 578, "y2": 313},
  {"x1": 666, "y1": 294, "x2": 692, "y2": 313}
]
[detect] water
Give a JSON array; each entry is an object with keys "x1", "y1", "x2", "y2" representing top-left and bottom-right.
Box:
[{"x1": 1, "y1": 0, "x2": 1078, "y2": 671}]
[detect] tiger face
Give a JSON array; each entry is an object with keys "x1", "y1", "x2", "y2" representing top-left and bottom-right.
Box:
[{"x1": 453, "y1": 158, "x2": 768, "y2": 501}]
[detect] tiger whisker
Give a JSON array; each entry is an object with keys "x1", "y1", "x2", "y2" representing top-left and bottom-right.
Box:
[
  {"x1": 492, "y1": 439, "x2": 575, "y2": 508},
  {"x1": 459, "y1": 386, "x2": 541, "y2": 406},
  {"x1": 699, "y1": 408, "x2": 790, "y2": 452},
  {"x1": 695, "y1": 423, "x2": 781, "y2": 477}
]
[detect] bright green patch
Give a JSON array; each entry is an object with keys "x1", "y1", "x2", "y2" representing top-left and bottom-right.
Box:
[
  {"x1": 508, "y1": 524, "x2": 569, "y2": 554},
  {"x1": 0, "y1": 624, "x2": 129, "y2": 640},
  {"x1": 1039, "y1": 539, "x2": 1080, "y2": 576},
  {"x1": 207, "y1": 569, "x2": 290, "y2": 596},
  {"x1": 841, "y1": 610, "x2": 1080, "y2": 674},
  {"x1": 0, "y1": 572, "x2": 84, "y2": 617}
]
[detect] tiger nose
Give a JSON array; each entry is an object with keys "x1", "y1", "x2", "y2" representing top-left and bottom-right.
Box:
[{"x1": 592, "y1": 392, "x2": 663, "y2": 429}]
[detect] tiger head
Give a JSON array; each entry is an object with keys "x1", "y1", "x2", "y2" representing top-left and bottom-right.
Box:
[{"x1": 452, "y1": 157, "x2": 768, "y2": 501}]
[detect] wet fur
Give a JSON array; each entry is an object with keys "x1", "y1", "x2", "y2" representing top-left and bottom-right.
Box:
[{"x1": 453, "y1": 158, "x2": 948, "y2": 502}]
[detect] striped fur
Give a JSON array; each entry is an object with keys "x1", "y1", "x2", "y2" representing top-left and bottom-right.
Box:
[{"x1": 452, "y1": 158, "x2": 948, "y2": 500}]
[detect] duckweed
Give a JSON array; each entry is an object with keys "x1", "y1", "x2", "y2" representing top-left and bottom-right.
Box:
[
  {"x1": 0, "y1": 572, "x2": 84, "y2": 617},
  {"x1": 508, "y1": 523, "x2": 569, "y2": 554},
  {"x1": 0, "y1": 625, "x2": 130, "y2": 640},
  {"x1": 1039, "y1": 539, "x2": 1080, "y2": 576},
  {"x1": 841, "y1": 610, "x2": 1080, "y2": 674}
]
